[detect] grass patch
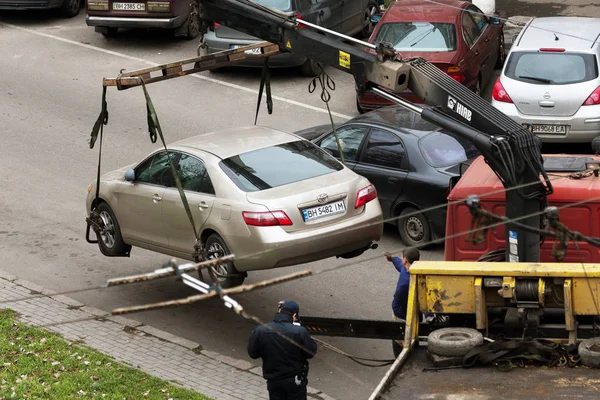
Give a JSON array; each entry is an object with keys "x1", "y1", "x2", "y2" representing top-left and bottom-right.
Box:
[{"x1": 0, "y1": 309, "x2": 212, "y2": 399}]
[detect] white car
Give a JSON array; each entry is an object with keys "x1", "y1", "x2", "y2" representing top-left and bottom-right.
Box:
[{"x1": 491, "y1": 17, "x2": 600, "y2": 143}]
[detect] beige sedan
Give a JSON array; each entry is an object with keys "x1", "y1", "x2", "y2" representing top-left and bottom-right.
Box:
[{"x1": 86, "y1": 126, "x2": 383, "y2": 287}]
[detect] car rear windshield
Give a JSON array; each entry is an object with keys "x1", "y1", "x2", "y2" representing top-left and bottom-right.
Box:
[
  {"x1": 251, "y1": 0, "x2": 291, "y2": 11},
  {"x1": 419, "y1": 131, "x2": 479, "y2": 168},
  {"x1": 374, "y1": 22, "x2": 457, "y2": 52},
  {"x1": 220, "y1": 140, "x2": 343, "y2": 192},
  {"x1": 504, "y1": 51, "x2": 599, "y2": 85}
]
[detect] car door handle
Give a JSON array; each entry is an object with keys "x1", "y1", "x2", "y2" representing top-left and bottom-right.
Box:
[
  {"x1": 388, "y1": 177, "x2": 399, "y2": 184},
  {"x1": 198, "y1": 201, "x2": 209, "y2": 211},
  {"x1": 152, "y1": 194, "x2": 162, "y2": 203}
]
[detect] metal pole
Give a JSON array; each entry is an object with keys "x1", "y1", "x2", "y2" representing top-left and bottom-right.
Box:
[
  {"x1": 297, "y1": 18, "x2": 377, "y2": 50},
  {"x1": 370, "y1": 87, "x2": 424, "y2": 114},
  {"x1": 367, "y1": 343, "x2": 414, "y2": 400}
]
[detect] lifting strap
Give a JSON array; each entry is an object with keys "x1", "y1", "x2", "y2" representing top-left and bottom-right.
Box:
[
  {"x1": 140, "y1": 80, "x2": 203, "y2": 262},
  {"x1": 254, "y1": 57, "x2": 273, "y2": 125}
]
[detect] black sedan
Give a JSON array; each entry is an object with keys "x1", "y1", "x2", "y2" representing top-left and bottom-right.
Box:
[{"x1": 295, "y1": 106, "x2": 479, "y2": 247}]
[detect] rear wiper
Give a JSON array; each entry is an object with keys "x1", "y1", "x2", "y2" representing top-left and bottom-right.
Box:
[{"x1": 518, "y1": 75, "x2": 552, "y2": 84}]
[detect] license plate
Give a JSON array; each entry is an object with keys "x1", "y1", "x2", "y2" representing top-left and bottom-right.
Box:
[
  {"x1": 302, "y1": 200, "x2": 346, "y2": 222},
  {"x1": 231, "y1": 44, "x2": 262, "y2": 55},
  {"x1": 113, "y1": 2, "x2": 145, "y2": 10},
  {"x1": 530, "y1": 124, "x2": 567, "y2": 134}
]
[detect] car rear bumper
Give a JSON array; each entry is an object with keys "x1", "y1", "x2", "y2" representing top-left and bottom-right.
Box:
[
  {"x1": 0, "y1": 0, "x2": 60, "y2": 9},
  {"x1": 204, "y1": 31, "x2": 306, "y2": 68},
  {"x1": 492, "y1": 101, "x2": 600, "y2": 143},
  {"x1": 231, "y1": 201, "x2": 384, "y2": 271},
  {"x1": 86, "y1": 15, "x2": 183, "y2": 29}
]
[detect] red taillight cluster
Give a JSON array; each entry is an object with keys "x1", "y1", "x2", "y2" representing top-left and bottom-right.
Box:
[
  {"x1": 355, "y1": 185, "x2": 377, "y2": 209},
  {"x1": 213, "y1": 22, "x2": 221, "y2": 28},
  {"x1": 446, "y1": 66, "x2": 465, "y2": 83},
  {"x1": 492, "y1": 78, "x2": 513, "y2": 103},
  {"x1": 242, "y1": 211, "x2": 293, "y2": 226},
  {"x1": 583, "y1": 86, "x2": 600, "y2": 106},
  {"x1": 296, "y1": 12, "x2": 306, "y2": 28}
]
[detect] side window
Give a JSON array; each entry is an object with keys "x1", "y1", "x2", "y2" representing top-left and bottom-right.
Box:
[
  {"x1": 360, "y1": 129, "x2": 407, "y2": 170},
  {"x1": 177, "y1": 153, "x2": 215, "y2": 195},
  {"x1": 461, "y1": 12, "x2": 480, "y2": 47},
  {"x1": 135, "y1": 151, "x2": 176, "y2": 187},
  {"x1": 318, "y1": 125, "x2": 369, "y2": 162},
  {"x1": 468, "y1": 5, "x2": 489, "y2": 32}
]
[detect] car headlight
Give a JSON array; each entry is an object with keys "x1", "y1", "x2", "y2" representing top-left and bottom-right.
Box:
[
  {"x1": 87, "y1": 0, "x2": 109, "y2": 10},
  {"x1": 147, "y1": 1, "x2": 170, "y2": 12}
]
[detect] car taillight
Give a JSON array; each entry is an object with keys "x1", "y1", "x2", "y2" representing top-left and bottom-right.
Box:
[
  {"x1": 583, "y1": 86, "x2": 600, "y2": 106},
  {"x1": 296, "y1": 12, "x2": 306, "y2": 28},
  {"x1": 242, "y1": 211, "x2": 293, "y2": 226},
  {"x1": 446, "y1": 66, "x2": 465, "y2": 83},
  {"x1": 492, "y1": 78, "x2": 513, "y2": 103},
  {"x1": 355, "y1": 185, "x2": 377, "y2": 209},
  {"x1": 214, "y1": 22, "x2": 221, "y2": 27}
]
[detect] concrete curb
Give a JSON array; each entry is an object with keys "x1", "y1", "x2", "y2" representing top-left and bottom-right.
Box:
[{"x1": 0, "y1": 271, "x2": 336, "y2": 400}]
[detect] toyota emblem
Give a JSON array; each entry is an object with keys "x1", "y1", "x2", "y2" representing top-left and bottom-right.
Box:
[
  {"x1": 317, "y1": 193, "x2": 328, "y2": 203},
  {"x1": 543, "y1": 92, "x2": 551, "y2": 100}
]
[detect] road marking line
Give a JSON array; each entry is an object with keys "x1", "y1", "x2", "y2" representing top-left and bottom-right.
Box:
[{"x1": 0, "y1": 22, "x2": 353, "y2": 120}]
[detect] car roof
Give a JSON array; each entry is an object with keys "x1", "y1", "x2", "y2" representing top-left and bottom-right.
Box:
[
  {"x1": 384, "y1": 0, "x2": 467, "y2": 23},
  {"x1": 170, "y1": 125, "x2": 299, "y2": 159},
  {"x1": 517, "y1": 17, "x2": 600, "y2": 51},
  {"x1": 345, "y1": 106, "x2": 440, "y2": 137}
]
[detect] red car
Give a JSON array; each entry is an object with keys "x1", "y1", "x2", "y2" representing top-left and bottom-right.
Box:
[{"x1": 357, "y1": 0, "x2": 505, "y2": 113}]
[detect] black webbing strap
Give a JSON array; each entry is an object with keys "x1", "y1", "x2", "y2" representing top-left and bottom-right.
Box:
[
  {"x1": 254, "y1": 57, "x2": 273, "y2": 125},
  {"x1": 140, "y1": 80, "x2": 201, "y2": 258},
  {"x1": 90, "y1": 86, "x2": 109, "y2": 201}
]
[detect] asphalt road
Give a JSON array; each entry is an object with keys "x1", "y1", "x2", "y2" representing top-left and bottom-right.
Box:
[{"x1": 0, "y1": 2, "x2": 599, "y2": 399}]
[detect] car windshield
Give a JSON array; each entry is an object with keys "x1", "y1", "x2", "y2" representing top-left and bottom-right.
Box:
[
  {"x1": 419, "y1": 131, "x2": 479, "y2": 168},
  {"x1": 373, "y1": 22, "x2": 457, "y2": 52},
  {"x1": 504, "y1": 52, "x2": 599, "y2": 85},
  {"x1": 251, "y1": 0, "x2": 291, "y2": 11},
  {"x1": 220, "y1": 140, "x2": 343, "y2": 192}
]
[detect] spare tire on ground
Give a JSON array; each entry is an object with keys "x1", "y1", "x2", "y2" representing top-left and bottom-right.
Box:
[
  {"x1": 427, "y1": 327, "x2": 484, "y2": 357},
  {"x1": 579, "y1": 337, "x2": 600, "y2": 368}
]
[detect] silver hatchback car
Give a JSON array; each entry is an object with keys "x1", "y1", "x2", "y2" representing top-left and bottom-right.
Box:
[
  {"x1": 491, "y1": 17, "x2": 600, "y2": 143},
  {"x1": 86, "y1": 126, "x2": 383, "y2": 287}
]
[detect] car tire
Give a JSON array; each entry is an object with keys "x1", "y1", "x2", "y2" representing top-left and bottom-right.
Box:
[
  {"x1": 578, "y1": 337, "x2": 600, "y2": 368},
  {"x1": 397, "y1": 207, "x2": 431, "y2": 248},
  {"x1": 204, "y1": 233, "x2": 245, "y2": 288},
  {"x1": 495, "y1": 29, "x2": 506, "y2": 69},
  {"x1": 474, "y1": 75, "x2": 482, "y2": 97},
  {"x1": 427, "y1": 327, "x2": 483, "y2": 357},
  {"x1": 101, "y1": 27, "x2": 119, "y2": 38},
  {"x1": 179, "y1": 0, "x2": 201, "y2": 40},
  {"x1": 95, "y1": 202, "x2": 130, "y2": 257},
  {"x1": 359, "y1": 0, "x2": 378, "y2": 39},
  {"x1": 60, "y1": 0, "x2": 80, "y2": 18},
  {"x1": 356, "y1": 98, "x2": 366, "y2": 114},
  {"x1": 300, "y1": 58, "x2": 321, "y2": 77}
]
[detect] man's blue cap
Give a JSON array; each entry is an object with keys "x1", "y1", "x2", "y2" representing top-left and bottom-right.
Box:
[{"x1": 278, "y1": 300, "x2": 299, "y2": 315}]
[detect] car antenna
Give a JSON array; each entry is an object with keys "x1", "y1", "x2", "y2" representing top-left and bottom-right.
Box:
[{"x1": 554, "y1": 33, "x2": 559, "y2": 41}]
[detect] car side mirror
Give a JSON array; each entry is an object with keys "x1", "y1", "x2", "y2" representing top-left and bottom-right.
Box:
[
  {"x1": 490, "y1": 16, "x2": 501, "y2": 25},
  {"x1": 124, "y1": 168, "x2": 135, "y2": 182}
]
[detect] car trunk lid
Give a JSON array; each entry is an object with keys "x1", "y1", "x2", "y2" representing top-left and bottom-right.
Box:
[
  {"x1": 503, "y1": 50, "x2": 599, "y2": 117},
  {"x1": 245, "y1": 169, "x2": 369, "y2": 233}
]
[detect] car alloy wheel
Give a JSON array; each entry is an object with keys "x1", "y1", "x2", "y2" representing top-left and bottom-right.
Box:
[
  {"x1": 360, "y1": 0, "x2": 378, "y2": 38},
  {"x1": 405, "y1": 215, "x2": 425, "y2": 243},
  {"x1": 206, "y1": 241, "x2": 228, "y2": 284},
  {"x1": 98, "y1": 210, "x2": 116, "y2": 249},
  {"x1": 186, "y1": 1, "x2": 201, "y2": 39}
]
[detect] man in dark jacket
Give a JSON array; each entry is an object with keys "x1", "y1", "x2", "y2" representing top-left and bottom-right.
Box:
[{"x1": 248, "y1": 300, "x2": 317, "y2": 400}]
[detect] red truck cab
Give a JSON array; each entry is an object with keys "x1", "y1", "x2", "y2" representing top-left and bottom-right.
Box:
[{"x1": 445, "y1": 154, "x2": 600, "y2": 262}]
